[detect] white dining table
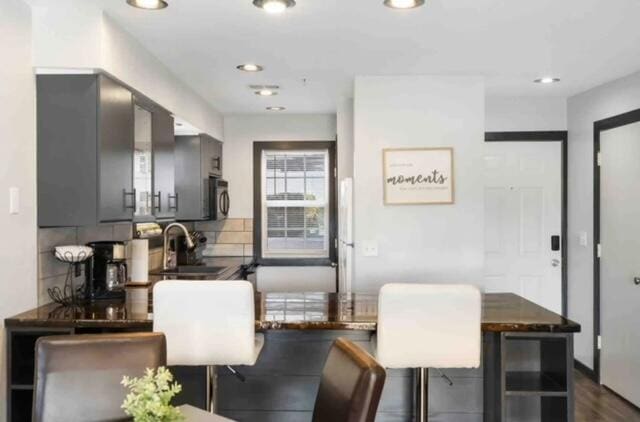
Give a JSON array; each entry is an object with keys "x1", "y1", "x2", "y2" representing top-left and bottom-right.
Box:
[{"x1": 179, "y1": 405, "x2": 237, "y2": 421}]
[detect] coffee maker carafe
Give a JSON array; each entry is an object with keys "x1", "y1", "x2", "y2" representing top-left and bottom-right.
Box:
[{"x1": 85, "y1": 241, "x2": 127, "y2": 301}]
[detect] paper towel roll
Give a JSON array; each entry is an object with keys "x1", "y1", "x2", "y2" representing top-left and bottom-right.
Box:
[{"x1": 129, "y1": 239, "x2": 149, "y2": 284}]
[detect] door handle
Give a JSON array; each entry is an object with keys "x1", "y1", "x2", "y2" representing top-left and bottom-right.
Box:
[
  {"x1": 153, "y1": 191, "x2": 161, "y2": 212},
  {"x1": 634, "y1": 277, "x2": 640, "y2": 286},
  {"x1": 123, "y1": 189, "x2": 136, "y2": 210},
  {"x1": 168, "y1": 193, "x2": 178, "y2": 211},
  {"x1": 551, "y1": 259, "x2": 560, "y2": 267}
]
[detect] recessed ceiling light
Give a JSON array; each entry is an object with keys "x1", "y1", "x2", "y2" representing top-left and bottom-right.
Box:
[
  {"x1": 267, "y1": 106, "x2": 286, "y2": 111},
  {"x1": 126, "y1": 0, "x2": 168, "y2": 10},
  {"x1": 237, "y1": 64, "x2": 264, "y2": 72},
  {"x1": 534, "y1": 77, "x2": 561, "y2": 84},
  {"x1": 256, "y1": 89, "x2": 278, "y2": 96},
  {"x1": 384, "y1": 0, "x2": 425, "y2": 9},
  {"x1": 253, "y1": 0, "x2": 295, "y2": 14}
]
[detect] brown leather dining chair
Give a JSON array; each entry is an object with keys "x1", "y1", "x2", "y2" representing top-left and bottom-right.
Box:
[
  {"x1": 312, "y1": 338, "x2": 387, "y2": 422},
  {"x1": 33, "y1": 332, "x2": 167, "y2": 422}
]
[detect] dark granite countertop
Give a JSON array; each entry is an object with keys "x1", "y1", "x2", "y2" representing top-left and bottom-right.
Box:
[{"x1": 5, "y1": 289, "x2": 580, "y2": 333}]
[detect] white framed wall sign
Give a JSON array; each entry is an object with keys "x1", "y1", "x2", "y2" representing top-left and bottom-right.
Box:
[{"x1": 383, "y1": 147, "x2": 454, "y2": 205}]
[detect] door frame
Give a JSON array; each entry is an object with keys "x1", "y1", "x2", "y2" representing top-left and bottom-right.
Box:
[
  {"x1": 593, "y1": 108, "x2": 640, "y2": 383},
  {"x1": 484, "y1": 131, "x2": 569, "y2": 317}
]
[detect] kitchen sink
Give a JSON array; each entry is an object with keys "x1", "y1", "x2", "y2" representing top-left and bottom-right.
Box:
[{"x1": 156, "y1": 265, "x2": 228, "y2": 276}]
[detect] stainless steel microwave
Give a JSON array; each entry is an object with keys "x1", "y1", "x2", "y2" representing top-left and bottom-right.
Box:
[{"x1": 209, "y1": 177, "x2": 229, "y2": 221}]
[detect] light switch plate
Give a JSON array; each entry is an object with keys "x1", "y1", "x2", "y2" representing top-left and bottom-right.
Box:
[
  {"x1": 9, "y1": 187, "x2": 19, "y2": 215},
  {"x1": 578, "y1": 231, "x2": 588, "y2": 247},
  {"x1": 363, "y1": 240, "x2": 378, "y2": 257}
]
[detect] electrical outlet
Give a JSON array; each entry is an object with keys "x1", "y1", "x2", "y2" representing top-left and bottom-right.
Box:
[{"x1": 363, "y1": 240, "x2": 378, "y2": 257}]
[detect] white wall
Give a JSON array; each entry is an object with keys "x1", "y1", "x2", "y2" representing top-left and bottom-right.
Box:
[
  {"x1": 101, "y1": 16, "x2": 223, "y2": 140},
  {"x1": 30, "y1": 0, "x2": 223, "y2": 139},
  {"x1": 486, "y1": 97, "x2": 567, "y2": 132},
  {"x1": 567, "y1": 70, "x2": 640, "y2": 369},
  {"x1": 223, "y1": 114, "x2": 337, "y2": 219},
  {"x1": 0, "y1": 0, "x2": 38, "y2": 418},
  {"x1": 353, "y1": 75, "x2": 485, "y2": 292}
]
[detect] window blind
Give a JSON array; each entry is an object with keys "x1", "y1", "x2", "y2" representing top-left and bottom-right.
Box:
[{"x1": 262, "y1": 150, "x2": 329, "y2": 257}]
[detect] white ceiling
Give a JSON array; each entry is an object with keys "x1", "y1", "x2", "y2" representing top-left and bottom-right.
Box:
[{"x1": 95, "y1": 0, "x2": 640, "y2": 114}]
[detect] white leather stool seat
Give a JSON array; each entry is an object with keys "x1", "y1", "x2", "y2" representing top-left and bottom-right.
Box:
[
  {"x1": 153, "y1": 280, "x2": 264, "y2": 366},
  {"x1": 376, "y1": 283, "x2": 481, "y2": 369}
]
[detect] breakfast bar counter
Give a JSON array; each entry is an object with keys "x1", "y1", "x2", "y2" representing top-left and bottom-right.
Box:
[
  {"x1": 5, "y1": 291, "x2": 580, "y2": 422},
  {"x1": 5, "y1": 291, "x2": 579, "y2": 333}
]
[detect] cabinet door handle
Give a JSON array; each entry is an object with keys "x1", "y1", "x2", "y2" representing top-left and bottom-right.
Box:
[
  {"x1": 153, "y1": 191, "x2": 161, "y2": 212},
  {"x1": 168, "y1": 193, "x2": 178, "y2": 211},
  {"x1": 123, "y1": 189, "x2": 136, "y2": 210}
]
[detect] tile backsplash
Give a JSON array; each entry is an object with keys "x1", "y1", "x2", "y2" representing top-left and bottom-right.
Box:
[
  {"x1": 195, "y1": 218, "x2": 254, "y2": 258},
  {"x1": 36, "y1": 219, "x2": 253, "y2": 306},
  {"x1": 37, "y1": 223, "x2": 134, "y2": 306}
]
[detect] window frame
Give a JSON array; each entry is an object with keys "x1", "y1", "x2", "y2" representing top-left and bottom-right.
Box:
[{"x1": 253, "y1": 141, "x2": 337, "y2": 266}]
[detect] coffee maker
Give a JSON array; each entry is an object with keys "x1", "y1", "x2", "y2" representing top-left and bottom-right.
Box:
[{"x1": 85, "y1": 241, "x2": 127, "y2": 301}]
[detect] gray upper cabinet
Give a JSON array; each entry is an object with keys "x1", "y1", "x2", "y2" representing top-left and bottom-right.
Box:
[
  {"x1": 202, "y1": 133, "x2": 223, "y2": 178},
  {"x1": 175, "y1": 134, "x2": 223, "y2": 220},
  {"x1": 132, "y1": 97, "x2": 176, "y2": 222},
  {"x1": 151, "y1": 108, "x2": 176, "y2": 220},
  {"x1": 38, "y1": 74, "x2": 135, "y2": 227}
]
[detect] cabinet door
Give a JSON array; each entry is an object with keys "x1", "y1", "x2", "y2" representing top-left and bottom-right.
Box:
[
  {"x1": 175, "y1": 136, "x2": 205, "y2": 220},
  {"x1": 200, "y1": 136, "x2": 212, "y2": 219},
  {"x1": 98, "y1": 76, "x2": 134, "y2": 222},
  {"x1": 200, "y1": 134, "x2": 223, "y2": 177},
  {"x1": 211, "y1": 139, "x2": 223, "y2": 177},
  {"x1": 37, "y1": 75, "x2": 99, "y2": 227},
  {"x1": 152, "y1": 110, "x2": 176, "y2": 219},
  {"x1": 133, "y1": 104, "x2": 154, "y2": 220}
]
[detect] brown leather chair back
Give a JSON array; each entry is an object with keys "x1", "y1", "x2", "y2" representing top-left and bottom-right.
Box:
[
  {"x1": 313, "y1": 338, "x2": 386, "y2": 422},
  {"x1": 33, "y1": 333, "x2": 167, "y2": 422}
]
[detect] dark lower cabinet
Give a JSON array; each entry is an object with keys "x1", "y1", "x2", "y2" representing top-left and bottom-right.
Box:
[
  {"x1": 484, "y1": 332, "x2": 575, "y2": 422},
  {"x1": 5, "y1": 328, "x2": 575, "y2": 422},
  {"x1": 6, "y1": 328, "x2": 73, "y2": 422}
]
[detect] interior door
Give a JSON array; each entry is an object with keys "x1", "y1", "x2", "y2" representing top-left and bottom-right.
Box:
[
  {"x1": 600, "y1": 121, "x2": 640, "y2": 406},
  {"x1": 483, "y1": 141, "x2": 562, "y2": 314}
]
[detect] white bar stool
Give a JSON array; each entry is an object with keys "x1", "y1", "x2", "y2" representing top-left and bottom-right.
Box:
[
  {"x1": 375, "y1": 283, "x2": 481, "y2": 422},
  {"x1": 153, "y1": 280, "x2": 264, "y2": 412}
]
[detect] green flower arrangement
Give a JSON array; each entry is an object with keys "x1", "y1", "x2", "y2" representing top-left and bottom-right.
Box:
[{"x1": 121, "y1": 367, "x2": 184, "y2": 422}]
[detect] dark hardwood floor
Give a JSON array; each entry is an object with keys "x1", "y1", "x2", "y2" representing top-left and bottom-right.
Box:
[{"x1": 575, "y1": 369, "x2": 640, "y2": 421}]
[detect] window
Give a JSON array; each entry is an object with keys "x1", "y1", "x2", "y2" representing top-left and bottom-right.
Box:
[{"x1": 254, "y1": 141, "x2": 336, "y2": 264}]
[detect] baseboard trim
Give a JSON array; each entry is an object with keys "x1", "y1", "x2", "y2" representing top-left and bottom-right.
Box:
[
  {"x1": 575, "y1": 359, "x2": 640, "y2": 411},
  {"x1": 602, "y1": 385, "x2": 640, "y2": 412},
  {"x1": 574, "y1": 359, "x2": 598, "y2": 382}
]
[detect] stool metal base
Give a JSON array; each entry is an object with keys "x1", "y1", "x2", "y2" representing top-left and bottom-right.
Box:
[
  {"x1": 415, "y1": 368, "x2": 429, "y2": 422},
  {"x1": 206, "y1": 365, "x2": 218, "y2": 413}
]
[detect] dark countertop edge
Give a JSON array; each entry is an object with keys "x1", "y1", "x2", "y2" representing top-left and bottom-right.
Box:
[{"x1": 5, "y1": 319, "x2": 580, "y2": 333}]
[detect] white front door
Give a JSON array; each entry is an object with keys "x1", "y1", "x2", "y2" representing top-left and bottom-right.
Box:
[
  {"x1": 483, "y1": 141, "x2": 563, "y2": 314},
  {"x1": 600, "y1": 121, "x2": 640, "y2": 407}
]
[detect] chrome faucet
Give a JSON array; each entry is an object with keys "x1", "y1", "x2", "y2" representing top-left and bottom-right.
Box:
[{"x1": 163, "y1": 223, "x2": 195, "y2": 270}]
